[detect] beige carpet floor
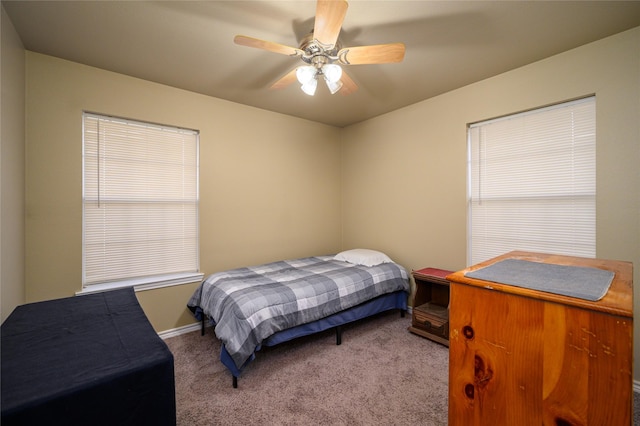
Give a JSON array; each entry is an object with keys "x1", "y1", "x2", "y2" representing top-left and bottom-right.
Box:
[
  {"x1": 165, "y1": 311, "x2": 638, "y2": 425},
  {"x1": 164, "y1": 311, "x2": 449, "y2": 425}
]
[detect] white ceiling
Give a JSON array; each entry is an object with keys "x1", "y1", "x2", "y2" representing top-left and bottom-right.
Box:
[{"x1": 4, "y1": 1, "x2": 640, "y2": 127}]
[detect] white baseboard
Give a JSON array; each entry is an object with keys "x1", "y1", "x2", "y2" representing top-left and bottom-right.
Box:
[
  {"x1": 158, "y1": 322, "x2": 206, "y2": 340},
  {"x1": 158, "y1": 307, "x2": 411, "y2": 340},
  {"x1": 158, "y1": 305, "x2": 413, "y2": 339}
]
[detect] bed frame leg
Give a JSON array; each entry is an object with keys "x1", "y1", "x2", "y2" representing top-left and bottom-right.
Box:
[
  {"x1": 336, "y1": 325, "x2": 342, "y2": 345},
  {"x1": 201, "y1": 315, "x2": 205, "y2": 336},
  {"x1": 401, "y1": 309, "x2": 406, "y2": 318},
  {"x1": 232, "y1": 375, "x2": 238, "y2": 389}
]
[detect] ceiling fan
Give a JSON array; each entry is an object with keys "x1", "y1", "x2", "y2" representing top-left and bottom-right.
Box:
[{"x1": 234, "y1": 0, "x2": 405, "y2": 96}]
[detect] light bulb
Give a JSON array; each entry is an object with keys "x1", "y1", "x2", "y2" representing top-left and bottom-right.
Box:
[
  {"x1": 322, "y1": 64, "x2": 342, "y2": 84},
  {"x1": 296, "y1": 66, "x2": 316, "y2": 85},
  {"x1": 301, "y1": 78, "x2": 318, "y2": 96}
]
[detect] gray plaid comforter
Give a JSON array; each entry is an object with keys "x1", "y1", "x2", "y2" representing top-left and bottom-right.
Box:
[{"x1": 187, "y1": 255, "x2": 409, "y2": 370}]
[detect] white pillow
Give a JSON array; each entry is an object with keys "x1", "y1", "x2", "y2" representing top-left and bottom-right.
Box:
[{"x1": 333, "y1": 249, "x2": 393, "y2": 267}]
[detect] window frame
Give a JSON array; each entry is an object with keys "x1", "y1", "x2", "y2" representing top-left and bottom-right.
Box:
[
  {"x1": 80, "y1": 112, "x2": 203, "y2": 294},
  {"x1": 467, "y1": 96, "x2": 596, "y2": 266}
]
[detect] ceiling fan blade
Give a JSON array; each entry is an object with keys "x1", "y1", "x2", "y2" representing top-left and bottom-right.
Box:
[
  {"x1": 338, "y1": 70, "x2": 358, "y2": 96},
  {"x1": 234, "y1": 35, "x2": 303, "y2": 57},
  {"x1": 314, "y1": 0, "x2": 348, "y2": 48},
  {"x1": 270, "y1": 68, "x2": 299, "y2": 90},
  {"x1": 337, "y1": 43, "x2": 405, "y2": 65}
]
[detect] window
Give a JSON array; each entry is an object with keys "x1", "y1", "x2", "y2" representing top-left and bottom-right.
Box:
[
  {"x1": 468, "y1": 97, "x2": 596, "y2": 265},
  {"x1": 82, "y1": 113, "x2": 201, "y2": 292}
]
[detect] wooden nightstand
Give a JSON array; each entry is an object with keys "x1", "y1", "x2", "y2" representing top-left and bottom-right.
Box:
[{"x1": 408, "y1": 267, "x2": 453, "y2": 346}]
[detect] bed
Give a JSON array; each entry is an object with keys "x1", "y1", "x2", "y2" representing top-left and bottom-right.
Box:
[
  {"x1": 1, "y1": 288, "x2": 176, "y2": 425},
  {"x1": 187, "y1": 249, "x2": 410, "y2": 387}
]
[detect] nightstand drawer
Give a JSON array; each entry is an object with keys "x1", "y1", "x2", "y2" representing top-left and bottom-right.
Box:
[
  {"x1": 414, "y1": 306, "x2": 447, "y2": 326},
  {"x1": 413, "y1": 303, "x2": 449, "y2": 338}
]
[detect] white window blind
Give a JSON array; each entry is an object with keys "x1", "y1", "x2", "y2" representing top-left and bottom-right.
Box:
[
  {"x1": 468, "y1": 97, "x2": 596, "y2": 265},
  {"x1": 83, "y1": 113, "x2": 200, "y2": 288}
]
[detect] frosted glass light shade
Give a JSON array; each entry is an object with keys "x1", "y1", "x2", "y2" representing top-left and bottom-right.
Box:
[
  {"x1": 301, "y1": 78, "x2": 318, "y2": 96},
  {"x1": 322, "y1": 64, "x2": 342, "y2": 83},
  {"x1": 296, "y1": 66, "x2": 317, "y2": 85},
  {"x1": 325, "y1": 78, "x2": 343, "y2": 94}
]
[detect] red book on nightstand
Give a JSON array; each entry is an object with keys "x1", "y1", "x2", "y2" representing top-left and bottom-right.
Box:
[{"x1": 412, "y1": 267, "x2": 453, "y2": 280}]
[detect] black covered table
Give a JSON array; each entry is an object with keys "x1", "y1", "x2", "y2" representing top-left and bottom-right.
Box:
[{"x1": 1, "y1": 288, "x2": 176, "y2": 425}]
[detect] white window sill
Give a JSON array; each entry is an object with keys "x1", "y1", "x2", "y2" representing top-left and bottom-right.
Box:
[{"x1": 77, "y1": 272, "x2": 204, "y2": 295}]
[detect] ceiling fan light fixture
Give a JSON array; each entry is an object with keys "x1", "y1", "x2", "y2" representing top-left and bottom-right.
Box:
[
  {"x1": 235, "y1": 0, "x2": 405, "y2": 98},
  {"x1": 296, "y1": 66, "x2": 317, "y2": 85},
  {"x1": 301, "y1": 77, "x2": 318, "y2": 96},
  {"x1": 325, "y1": 78, "x2": 343, "y2": 95},
  {"x1": 322, "y1": 64, "x2": 342, "y2": 83}
]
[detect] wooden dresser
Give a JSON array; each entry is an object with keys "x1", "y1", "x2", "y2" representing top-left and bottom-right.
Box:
[{"x1": 446, "y1": 251, "x2": 633, "y2": 426}]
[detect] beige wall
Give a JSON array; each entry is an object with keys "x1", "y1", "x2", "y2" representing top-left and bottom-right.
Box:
[
  {"x1": 1, "y1": 5, "x2": 26, "y2": 322},
  {"x1": 8, "y1": 17, "x2": 640, "y2": 377},
  {"x1": 342, "y1": 27, "x2": 640, "y2": 375},
  {"x1": 24, "y1": 52, "x2": 342, "y2": 331}
]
